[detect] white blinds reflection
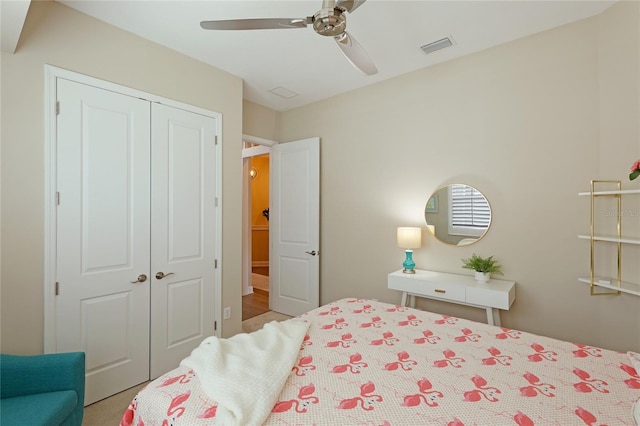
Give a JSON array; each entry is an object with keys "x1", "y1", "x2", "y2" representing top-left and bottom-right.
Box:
[{"x1": 450, "y1": 185, "x2": 491, "y2": 228}]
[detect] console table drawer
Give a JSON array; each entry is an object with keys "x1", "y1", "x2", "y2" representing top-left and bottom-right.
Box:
[
  {"x1": 466, "y1": 286, "x2": 513, "y2": 310},
  {"x1": 388, "y1": 273, "x2": 466, "y2": 303},
  {"x1": 414, "y1": 283, "x2": 466, "y2": 303}
]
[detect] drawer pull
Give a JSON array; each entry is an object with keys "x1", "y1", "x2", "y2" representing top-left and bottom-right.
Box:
[{"x1": 434, "y1": 289, "x2": 446, "y2": 294}]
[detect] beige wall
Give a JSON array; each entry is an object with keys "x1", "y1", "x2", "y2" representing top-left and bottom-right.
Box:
[
  {"x1": 243, "y1": 100, "x2": 278, "y2": 141},
  {"x1": 1, "y1": 1, "x2": 244, "y2": 354},
  {"x1": 274, "y1": 2, "x2": 640, "y2": 352}
]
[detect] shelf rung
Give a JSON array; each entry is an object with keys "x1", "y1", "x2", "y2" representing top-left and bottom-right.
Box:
[
  {"x1": 578, "y1": 235, "x2": 640, "y2": 244},
  {"x1": 578, "y1": 278, "x2": 640, "y2": 296},
  {"x1": 578, "y1": 189, "x2": 640, "y2": 196}
]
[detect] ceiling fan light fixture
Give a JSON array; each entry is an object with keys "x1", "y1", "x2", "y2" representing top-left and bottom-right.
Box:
[
  {"x1": 313, "y1": 8, "x2": 346, "y2": 36},
  {"x1": 269, "y1": 86, "x2": 299, "y2": 99},
  {"x1": 420, "y1": 36, "x2": 455, "y2": 55}
]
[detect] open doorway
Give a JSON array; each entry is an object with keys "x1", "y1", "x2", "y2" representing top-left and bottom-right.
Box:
[
  {"x1": 244, "y1": 153, "x2": 270, "y2": 319},
  {"x1": 241, "y1": 136, "x2": 274, "y2": 320}
]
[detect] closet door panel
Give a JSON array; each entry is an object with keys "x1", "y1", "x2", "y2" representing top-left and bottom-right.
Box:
[
  {"x1": 55, "y1": 78, "x2": 151, "y2": 405},
  {"x1": 150, "y1": 103, "x2": 218, "y2": 378},
  {"x1": 168, "y1": 123, "x2": 203, "y2": 260}
]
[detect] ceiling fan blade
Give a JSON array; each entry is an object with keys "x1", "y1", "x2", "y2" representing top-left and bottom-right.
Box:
[
  {"x1": 334, "y1": 31, "x2": 378, "y2": 75},
  {"x1": 335, "y1": 0, "x2": 367, "y2": 13},
  {"x1": 200, "y1": 18, "x2": 310, "y2": 31}
]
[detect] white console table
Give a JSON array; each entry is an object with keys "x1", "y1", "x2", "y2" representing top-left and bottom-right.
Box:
[{"x1": 388, "y1": 269, "x2": 516, "y2": 326}]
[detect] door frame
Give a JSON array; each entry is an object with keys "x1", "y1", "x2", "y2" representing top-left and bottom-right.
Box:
[
  {"x1": 241, "y1": 134, "x2": 276, "y2": 297},
  {"x1": 43, "y1": 65, "x2": 223, "y2": 352}
]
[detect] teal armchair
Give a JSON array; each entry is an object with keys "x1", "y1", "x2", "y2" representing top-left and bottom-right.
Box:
[{"x1": 1, "y1": 352, "x2": 85, "y2": 426}]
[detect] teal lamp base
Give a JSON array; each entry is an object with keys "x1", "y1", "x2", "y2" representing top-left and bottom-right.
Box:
[{"x1": 402, "y1": 250, "x2": 416, "y2": 274}]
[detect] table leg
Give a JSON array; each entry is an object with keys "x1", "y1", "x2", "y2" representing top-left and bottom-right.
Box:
[
  {"x1": 408, "y1": 294, "x2": 416, "y2": 308},
  {"x1": 400, "y1": 292, "x2": 408, "y2": 307},
  {"x1": 486, "y1": 308, "x2": 501, "y2": 327}
]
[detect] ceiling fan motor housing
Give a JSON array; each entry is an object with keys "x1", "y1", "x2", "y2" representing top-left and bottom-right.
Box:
[{"x1": 313, "y1": 8, "x2": 346, "y2": 37}]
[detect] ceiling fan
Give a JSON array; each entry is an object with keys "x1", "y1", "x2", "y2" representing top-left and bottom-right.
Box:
[{"x1": 200, "y1": 0, "x2": 378, "y2": 76}]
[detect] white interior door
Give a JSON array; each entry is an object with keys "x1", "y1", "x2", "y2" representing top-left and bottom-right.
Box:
[
  {"x1": 55, "y1": 78, "x2": 151, "y2": 405},
  {"x1": 150, "y1": 103, "x2": 218, "y2": 378},
  {"x1": 270, "y1": 137, "x2": 320, "y2": 316}
]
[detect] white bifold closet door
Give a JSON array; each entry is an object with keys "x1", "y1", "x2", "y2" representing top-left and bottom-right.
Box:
[{"x1": 55, "y1": 78, "x2": 217, "y2": 405}]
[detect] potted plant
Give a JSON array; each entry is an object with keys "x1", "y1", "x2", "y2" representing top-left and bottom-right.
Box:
[{"x1": 461, "y1": 253, "x2": 504, "y2": 283}]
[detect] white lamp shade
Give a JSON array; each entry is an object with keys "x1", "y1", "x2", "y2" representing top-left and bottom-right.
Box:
[{"x1": 397, "y1": 227, "x2": 422, "y2": 249}]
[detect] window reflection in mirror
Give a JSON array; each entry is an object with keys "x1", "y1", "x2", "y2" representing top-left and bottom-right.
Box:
[{"x1": 424, "y1": 184, "x2": 491, "y2": 246}]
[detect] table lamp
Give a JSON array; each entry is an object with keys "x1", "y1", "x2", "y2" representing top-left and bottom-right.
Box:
[{"x1": 397, "y1": 227, "x2": 422, "y2": 274}]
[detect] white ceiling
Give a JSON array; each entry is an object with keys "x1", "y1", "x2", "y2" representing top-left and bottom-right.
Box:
[{"x1": 6, "y1": 1, "x2": 616, "y2": 111}]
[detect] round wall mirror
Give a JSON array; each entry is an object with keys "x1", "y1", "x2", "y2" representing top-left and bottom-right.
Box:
[{"x1": 424, "y1": 184, "x2": 491, "y2": 246}]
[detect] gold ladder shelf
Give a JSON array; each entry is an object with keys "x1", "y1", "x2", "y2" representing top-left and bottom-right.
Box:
[{"x1": 578, "y1": 180, "x2": 640, "y2": 296}]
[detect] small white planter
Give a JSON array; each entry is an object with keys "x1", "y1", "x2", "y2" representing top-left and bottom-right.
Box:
[{"x1": 475, "y1": 271, "x2": 490, "y2": 283}]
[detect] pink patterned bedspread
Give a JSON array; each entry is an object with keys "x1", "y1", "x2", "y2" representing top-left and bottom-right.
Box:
[{"x1": 121, "y1": 298, "x2": 640, "y2": 425}]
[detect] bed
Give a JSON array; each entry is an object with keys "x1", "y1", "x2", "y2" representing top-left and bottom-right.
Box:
[{"x1": 121, "y1": 298, "x2": 640, "y2": 425}]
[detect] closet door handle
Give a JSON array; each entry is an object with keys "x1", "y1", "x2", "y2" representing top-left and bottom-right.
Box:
[
  {"x1": 130, "y1": 274, "x2": 147, "y2": 284},
  {"x1": 305, "y1": 250, "x2": 318, "y2": 256},
  {"x1": 155, "y1": 272, "x2": 174, "y2": 280}
]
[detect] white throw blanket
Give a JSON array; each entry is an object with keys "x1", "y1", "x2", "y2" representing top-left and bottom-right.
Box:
[{"x1": 180, "y1": 319, "x2": 310, "y2": 426}]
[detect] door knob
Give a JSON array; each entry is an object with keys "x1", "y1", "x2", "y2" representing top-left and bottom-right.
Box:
[
  {"x1": 130, "y1": 274, "x2": 147, "y2": 284},
  {"x1": 155, "y1": 271, "x2": 175, "y2": 280},
  {"x1": 305, "y1": 250, "x2": 318, "y2": 256}
]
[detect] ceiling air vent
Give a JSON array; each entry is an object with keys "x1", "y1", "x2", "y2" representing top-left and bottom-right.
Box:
[
  {"x1": 268, "y1": 86, "x2": 299, "y2": 99},
  {"x1": 420, "y1": 36, "x2": 454, "y2": 55}
]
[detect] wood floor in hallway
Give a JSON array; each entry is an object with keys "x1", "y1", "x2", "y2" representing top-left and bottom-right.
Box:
[{"x1": 242, "y1": 289, "x2": 269, "y2": 320}]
